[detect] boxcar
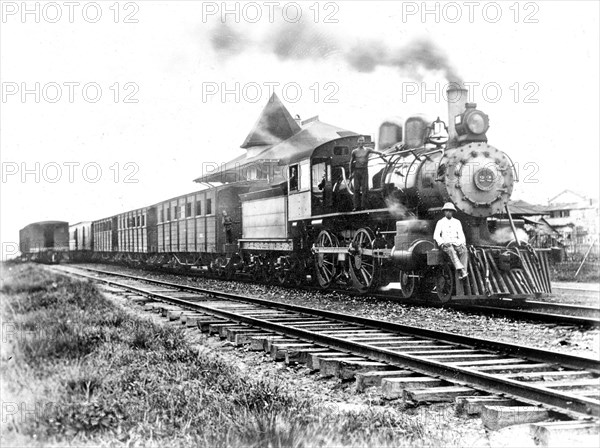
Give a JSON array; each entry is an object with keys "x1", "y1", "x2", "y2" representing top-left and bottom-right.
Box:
[
  {"x1": 19, "y1": 221, "x2": 69, "y2": 262},
  {"x1": 92, "y1": 217, "x2": 117, "y2": 252},
  {"x1": 69, "y1": 221, "x2": 93, "y2": 251},
  {"x1": 116, "y1": 207, "x2": 157, "y2": 253}
]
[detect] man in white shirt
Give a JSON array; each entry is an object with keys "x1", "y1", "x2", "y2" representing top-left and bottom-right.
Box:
[{"x1": 433, "y1": 202, "x2": 468, "y2": 279}]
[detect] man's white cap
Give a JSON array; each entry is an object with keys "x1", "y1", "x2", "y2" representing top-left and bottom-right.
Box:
[{"x1": 442, "y1": 202, "x2": 457, "y2": 212}]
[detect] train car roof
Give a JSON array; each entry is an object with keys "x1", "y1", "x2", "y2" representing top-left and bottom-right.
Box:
[
  {"x1": 20, "y1": 221, "x2": 68, "y2": 231},
  {"x1": 195, "y1": 118, "x2": 358, "y2": 183}
]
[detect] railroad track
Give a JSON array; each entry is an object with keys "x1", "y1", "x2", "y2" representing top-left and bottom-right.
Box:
[
  {"x1": 53, "y1": 264, "x2": 600, "y2": 428},
  {"x1": 71, "y1": 263, "x2": 600, "y2": 327},
  {"x1": 446, "y1": 300, "x2": 600, "y2": 327}
]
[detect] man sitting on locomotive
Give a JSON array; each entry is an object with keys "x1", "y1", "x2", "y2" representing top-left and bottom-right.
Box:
[
  {"x1": 433, "y1": 202, "x2": 469, "y2": 279},
  {"x1": 348, "y1": 136, "x2": 384, "y2": 211}
]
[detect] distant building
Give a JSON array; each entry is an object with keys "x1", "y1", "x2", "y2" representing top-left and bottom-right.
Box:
[
  {"x1": 545, "y1": 190, "x2": 599, "y2": 257},
  {"x1": 508, "y1": 199, "x2": 562, "y2": 249}
]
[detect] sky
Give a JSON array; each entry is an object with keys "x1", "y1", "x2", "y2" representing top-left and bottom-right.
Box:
[{"x1": 1, "y1": 0, "x2": 599, "y2": 258}]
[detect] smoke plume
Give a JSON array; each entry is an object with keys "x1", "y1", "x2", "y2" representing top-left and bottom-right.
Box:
[{"x1": 208, "y1": 21, "x2": 462, "y2": 83}]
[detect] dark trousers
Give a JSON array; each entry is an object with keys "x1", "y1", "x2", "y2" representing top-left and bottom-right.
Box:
[
  {"x1": 225, "y1": 229, "x2": 233, "y2": 244},
  {"x1": 353, "y1": 168, "x2": 369, "y2": 210}
]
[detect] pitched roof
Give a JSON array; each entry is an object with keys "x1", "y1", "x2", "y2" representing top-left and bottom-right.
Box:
[
  {"x1": 507, "y1": 200, "x2": 549, "y2": 215},
  {"x1": 548, "y1": 189, "x2": 589, "y2": 204},
  {"x1": 194, "y1": 119, "x2": 358, "y2": 183},
  {"x1": 240, "y1": 93, "x2": 302, "y2": 148}
]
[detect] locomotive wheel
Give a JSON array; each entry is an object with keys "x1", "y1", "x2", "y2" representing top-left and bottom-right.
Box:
[
  {"x1": 289, "y1": 257, "x2": 304, "y2": 287},
  {"x1": 259, "y1": 257, "x2": 275, "y2": 284},
  {"x1": 435, "y1": 264, "x2": 454, "y2": 303},
  {"x1": 276, "y1": 258, "x2": 289, "y2": 286},
  {"x1": 349, "y1": 228, "x2": 377, "y2": 293},
  {"x1": 213, "y1": 257, "x2": 227, "y2": 278},
  {"x1": 276, "y1": 267, "x2": 287, "y2": 285},
  {"x1": 399, "y1": 270, "x2": 416, "y2": 299},
  {"x1": 314, "y1": 230, "x2": 338, "y2": 289}
]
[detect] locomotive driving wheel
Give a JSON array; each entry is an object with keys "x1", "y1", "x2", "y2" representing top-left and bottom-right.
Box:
[
  {"x1": 314, "y1": 230, "x2": 338, "y2": 289},
  {"x1": 399, "y1": 270, "x2": 416, "y2": 299},
  {"x1": 280, "y1": 256, "x2": 304, "y2": 287},
  {"x1": 435, "y1": 264, "x2": 454, "y2": 303},
  {"x1": 291, "y1": 257, "x2": 305, "y2": 286},
  {"x1": 349, "y1": 228, "x2": 378, "y2": 293},
  {"x1": 259, "y1": 256, "x2": 275, "y2": 284}
]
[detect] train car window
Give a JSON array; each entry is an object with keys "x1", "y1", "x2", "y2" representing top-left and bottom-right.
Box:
[
  {"x1": 196, "y1": 200, "x2": 202, "y2": 216},
  {"x1": 207, "y1": 199, "x2": 212, "y2": 215},
  {"x1": 174, "y1": 206, "x2": 179, "y2": 220},
  {"x1": 159, "y1": 209, "x2": 163, "y2": 223},
  {"x1": 142, "y1": 215, "x2": 145, "y2": 226},
  {"x1": 136, "y1": 216, "x2": 141, "y2": 227},
  {"x1": 299, "y1": 160, "x2": 310, "y2": 191},
  {"x1": 289, "y1": 165, "x2": 299, "y2": 191},
  {"x1": 186, "y1": 203, "x2": 192, "y2": 218},
  {"x1": 167, "y1": 207, "x2": 171, "y2": 221},
  {"x1": 312, "y1": 162, "x2": 327, "y2": 193},
  {"x1": 333, "y1": 146, "x2": 349, "y2": 156}
]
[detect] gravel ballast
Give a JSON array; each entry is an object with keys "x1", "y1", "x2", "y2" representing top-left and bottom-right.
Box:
[{"x1": 75, "y1": 263, "x2": 600, "y2": 359}]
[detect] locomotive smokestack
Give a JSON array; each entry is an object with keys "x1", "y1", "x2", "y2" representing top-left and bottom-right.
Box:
[{"x1": 446, "y1": 84, "x2": 469, "y2": 148}]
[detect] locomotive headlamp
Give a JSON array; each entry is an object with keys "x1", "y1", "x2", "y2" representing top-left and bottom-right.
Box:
[
  {"x1": 466, "y1": 111, "x2": 488, "y2": 134},
  {"x1": 454, "y1": 103, "x2": 489, "y2": 142}
]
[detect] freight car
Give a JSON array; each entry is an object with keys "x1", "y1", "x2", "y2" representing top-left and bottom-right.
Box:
[
  {"x1": 88, "y1": 183, "x2": 257, "y2": 270},
  {"x1": 19, "y1": 221, "x2": 69, "y2": 263},
  {"x1": 68, "y1": 221, "x2": 93, "y2": 262}
]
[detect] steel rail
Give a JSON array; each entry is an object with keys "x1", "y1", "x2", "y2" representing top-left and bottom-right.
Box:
[
  {"x1": 448, "y1": 303, "x2": 600, "y2": 327},
  {"x1": 55, "y1": 265, "x2": 600, "y2": 418},
  {"x1": 70, "y1": 262, "x2": 599, "y2": 326},
  {"x1": 64, "y1": 265, "x2": 600, "y2": 372},
  {"x1": 75, "y1": 262, "x2": 600, "y2": 326}
]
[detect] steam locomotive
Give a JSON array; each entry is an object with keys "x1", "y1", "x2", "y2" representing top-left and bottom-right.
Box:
[{"x1": 19, "y1": 86, "x2": 552, "y2": 302}]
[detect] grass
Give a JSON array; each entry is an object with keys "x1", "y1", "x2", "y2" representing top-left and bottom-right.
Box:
[
  {"x1": 1, "y1": 263, "x2": 476, "y2": 447},
  {"x1": 550, "y1": 260, "x2": 600, "y2": 283}
]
